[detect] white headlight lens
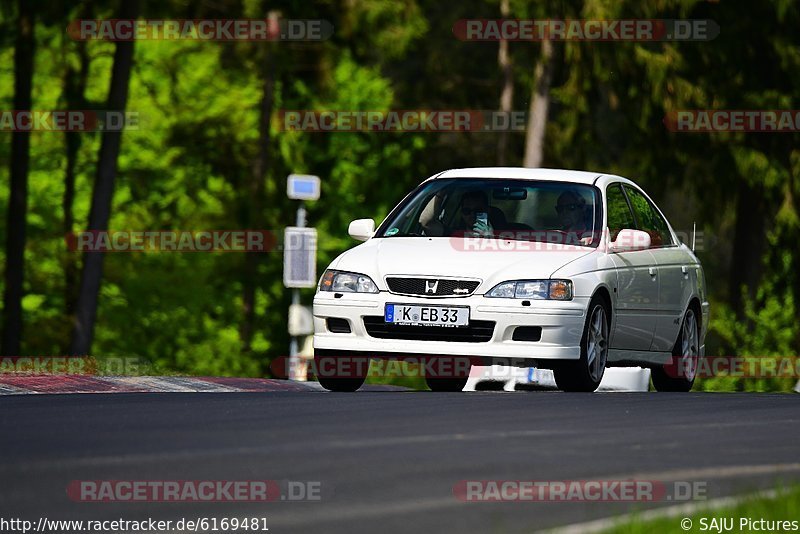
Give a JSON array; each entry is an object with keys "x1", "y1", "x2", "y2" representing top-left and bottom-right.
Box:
[
  {"x1": 356, "y1": 275, "x2": 379, "y2": 293},
  {"x1": 486, "y1": 282, "x2": 516, "y2": 298},
  {"x1": 485, "y1": 280, "x2": 573, "y2": 300},
  {"x1": 332, "y1": 273, "x2": 358, "y2": 292},
  {"x1": 320, "y1": 270, "x2": 379, "y2": 293},
  {"x1": 515, "y1": 281, "x2": 548, "y2": 299}
]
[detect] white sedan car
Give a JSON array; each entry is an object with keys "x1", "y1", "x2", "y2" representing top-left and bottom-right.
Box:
[{"x1": 312, "y1": 167, "x2": 709, "y2": 392}]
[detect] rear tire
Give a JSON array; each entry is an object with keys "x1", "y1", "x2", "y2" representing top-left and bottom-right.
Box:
[
  {"x1": 652, "y1": 307, "x2": 699, "y2": 392},
  {"x1": 314, "y1": 353, "x2": 368, "y2": 392},
  {"x1": 554, "y1": 296, "x2": 609, "y2": 392},
  {"x1": 425, "y1": 376, "x2": 469, "y2": 392}
]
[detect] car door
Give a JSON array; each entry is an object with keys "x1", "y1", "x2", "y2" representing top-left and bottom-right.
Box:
[
  {"x1": 606, "y1": 183, "x2": 659, "y2": 351},
  {"x1": 623, "y1": 185, "x2": 685, "y2": 352}
]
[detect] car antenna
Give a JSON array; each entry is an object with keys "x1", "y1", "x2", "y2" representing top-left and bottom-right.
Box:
[{"x1": 691, "y1": 222, "x2": 696, "y2": 252}]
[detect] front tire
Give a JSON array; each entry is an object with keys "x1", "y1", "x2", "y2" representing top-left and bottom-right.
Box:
[
  {"x1": 554, "y1": 297, "x2": 609, "y2": 392},
  {"x1": 652, "y1": 307, "x2": 700, "y2": 392},
  {"x1": 314, "y1": 353, "x2": 368, "y2": 392}
]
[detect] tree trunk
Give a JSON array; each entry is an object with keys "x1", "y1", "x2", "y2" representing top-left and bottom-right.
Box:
[
  {"x1": 70, "y1": 0, "x2": 139, "y2": 355},
  {"x1": 729, "y1": 179, "x2": 769, "y2": 319},
  {"x1": 523, "y1": 39, "x2": 553, "y2": 168},
  {"x1": 496, "y1": 0, "x2": 513, "y2": 166},
  {"x1": 63, "y1": 37, "x2": 89, "y2": 336},
  {"x1": 1, "y1": 0, "x2": 35, "y2": 356},
  {"x1": 240, "y1": 11, "x2": 279, "y2": 353}
]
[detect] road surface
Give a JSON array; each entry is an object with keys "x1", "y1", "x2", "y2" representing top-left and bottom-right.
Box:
[{"x1": 1, "y1": 390, "x2": 798, "y2": 533}]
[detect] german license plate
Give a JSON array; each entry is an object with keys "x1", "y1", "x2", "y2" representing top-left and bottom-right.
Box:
[{"x1": 384, "y1": 304, "x2": 469, "y2": 327}]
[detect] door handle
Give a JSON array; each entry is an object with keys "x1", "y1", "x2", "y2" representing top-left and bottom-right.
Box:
[
  {"x1": 648, "y1": 267, "x2": 657, "y2": 277},
  {"x1": 681, "y1": 265, "x2": 690, "y2": 278}
]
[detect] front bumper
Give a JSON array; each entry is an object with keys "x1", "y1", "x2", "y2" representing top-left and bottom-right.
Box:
[{"x1": 312, "y1": 291, "x2": 588, "y2": 361}]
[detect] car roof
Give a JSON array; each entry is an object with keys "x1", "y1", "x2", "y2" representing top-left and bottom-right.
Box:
[{"x1": 431, "y1": 167, "x2": 637, "y2": 188}]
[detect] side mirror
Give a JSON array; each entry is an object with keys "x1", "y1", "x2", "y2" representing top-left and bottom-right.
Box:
[
  {"x1": 610, "y1": 229, "x2": 651, "y2": 252},
  {"x1": 348, "y1": 218, "x2": 375, "y2": 241}
]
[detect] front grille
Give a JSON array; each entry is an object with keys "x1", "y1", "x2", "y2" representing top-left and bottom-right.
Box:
[
  {"x1": 385, "y1": 277, "x2": 480, "y2": 298},
  {"x1": 363, "y1": 316, "x2": 495, "y2": 342}
]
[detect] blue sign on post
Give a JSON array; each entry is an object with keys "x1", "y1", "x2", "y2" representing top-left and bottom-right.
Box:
[{"x1": 287, "y1": 174, "x2": 321, "y2": 201}]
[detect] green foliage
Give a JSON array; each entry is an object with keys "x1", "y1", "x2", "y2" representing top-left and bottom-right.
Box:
[
  {"x1": 0, "y1": 0, "x2": 799, "y2": 391},
  {"x1": 700, "y1": 256, "x2": 798, "y2": 392},
  {"x1": 602, "y1": 484, "x2": 800, "y2": 533},
  {"x1": 364, "y1": 360, "x2": 427, "y2": 390}
]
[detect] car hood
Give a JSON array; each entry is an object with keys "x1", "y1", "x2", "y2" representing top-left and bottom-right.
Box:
[{"x1": 330, "y1": 237, "x2": 596, "y2": 291}]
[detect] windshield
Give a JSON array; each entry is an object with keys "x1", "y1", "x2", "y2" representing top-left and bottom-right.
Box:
[{"x1": 376, "y1": 178, "x2": 602, "y2": 247}]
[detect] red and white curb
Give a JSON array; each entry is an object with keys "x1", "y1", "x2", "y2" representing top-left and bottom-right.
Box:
[{"x1": 0, "y1": 375, "x2": 317, "y2": 395}]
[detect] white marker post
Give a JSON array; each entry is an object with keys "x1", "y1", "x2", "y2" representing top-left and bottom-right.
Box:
[{"x1": 284, "y1": 175, "x2": 321, "y2": 380}]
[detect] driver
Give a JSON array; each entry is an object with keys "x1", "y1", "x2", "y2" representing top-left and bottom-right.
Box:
[
  {"x1": 555, "y1": 191, "x2": 593, "y2": 244},
  {"x1": 455, "y1": 190, "x2": 494, "y2": 237},
  {"x1": 418, "y1": 190, "x2": 496, "y2": 237}
]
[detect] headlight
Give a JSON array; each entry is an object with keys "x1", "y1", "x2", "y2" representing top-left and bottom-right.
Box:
[
  {"x1": 319, "y1": 269, "x2": 379, "y2": 293},
  {"x1": 485, "y1": 279, "x2": 572, "y2": 300}
]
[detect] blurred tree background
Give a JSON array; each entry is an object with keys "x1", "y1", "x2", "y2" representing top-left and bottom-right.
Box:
[{"x1": 0, "y1": 0, "x2": 798, "y2": 390}]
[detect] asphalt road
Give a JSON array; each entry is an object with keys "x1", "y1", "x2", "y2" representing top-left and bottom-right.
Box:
[{"x1": 1, "y1": 390, "x2": 799, "y2": 533}]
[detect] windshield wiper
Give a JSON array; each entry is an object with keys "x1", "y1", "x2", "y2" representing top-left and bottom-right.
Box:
[{"x1": 384, "y1": 232, "x2": 423, "y2": 237}]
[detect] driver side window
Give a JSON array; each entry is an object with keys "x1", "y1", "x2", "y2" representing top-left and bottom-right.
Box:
[{"x1": 606, "y1": 183, "x2": 636, "y2": 242}]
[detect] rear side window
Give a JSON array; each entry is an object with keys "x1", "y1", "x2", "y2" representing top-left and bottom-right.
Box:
[
  {"x1": 606, "y1": 184, "x2": 636, "y2": 242},
  {"x1": 623, "y1": 186, "x2": 674, "y2": 247}
]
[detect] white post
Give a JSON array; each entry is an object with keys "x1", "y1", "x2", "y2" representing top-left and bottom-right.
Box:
[
  {"x1": 288, "y1": 203, "x2": 307, "y2": 380},
  {"x1": 284, "y1": 174, "x2": 319, "y2": 381}
]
